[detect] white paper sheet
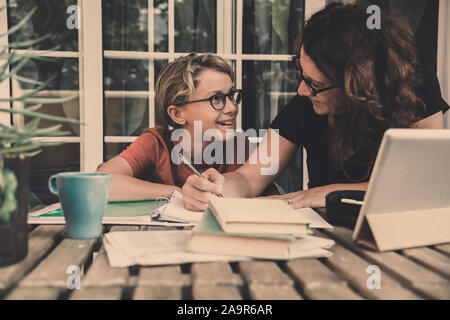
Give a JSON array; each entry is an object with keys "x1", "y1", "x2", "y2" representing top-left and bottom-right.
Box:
[
  {"x1": 157, "y1": 191, "x2": 204, "y2": 223},
  {"x1": 103, "y1": 230, "x2": 334, "y2": 267}
]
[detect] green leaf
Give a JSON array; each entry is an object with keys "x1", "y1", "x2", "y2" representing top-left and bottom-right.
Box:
[
  {"x1": 7, "y1": 34, "x2": 52, "y2": 49},
  {"x1": 0, "y1": 8, "x2": 36, "y2": 38}
]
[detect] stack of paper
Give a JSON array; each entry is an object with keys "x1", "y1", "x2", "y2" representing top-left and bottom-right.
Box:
[
  {"x1": 187, "y1": 210, "x2": 334, "y2": 260},
  {"x1": 103, "y1": 229, "x2": 334, "y2": 267}
]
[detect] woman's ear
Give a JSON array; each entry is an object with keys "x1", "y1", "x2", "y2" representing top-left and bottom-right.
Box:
[{"x1": 167, "y1": 105, "x2": 186, "y2": 126}]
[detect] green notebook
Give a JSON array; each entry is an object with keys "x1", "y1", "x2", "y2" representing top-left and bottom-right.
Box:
[
  {"x1": 186, "y1": 209, "x2": 295, "y2": 260},
  {"x1": 28, "y1": 200, "x2": 192, "y2": 226}
]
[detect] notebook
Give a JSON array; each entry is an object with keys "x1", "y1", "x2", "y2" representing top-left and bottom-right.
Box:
[
  {"x1": 187, "y1": 210, "x2": 333, "y2": 260},
  {"x1": 28, "y1": 200, "x2": 194, "y2": 227},
  {"x1": 208, "y1": 195, "x2": 311, "y2": 235}
]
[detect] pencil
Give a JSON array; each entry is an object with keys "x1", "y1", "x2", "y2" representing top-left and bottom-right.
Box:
[
  {"x1": 178, "y1": 154, "x2": 224, "y2": 197},
  {"x1": 341, "y1": 198, "x2": 364, "y2": 206}
]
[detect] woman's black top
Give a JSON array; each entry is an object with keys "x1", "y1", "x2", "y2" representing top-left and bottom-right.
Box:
[{"x1": 269, "y1": 84, "x2": 449, "y2": 189}]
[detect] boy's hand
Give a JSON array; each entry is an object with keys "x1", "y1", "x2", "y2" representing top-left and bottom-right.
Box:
[{"x1": 182, "y1": 168, "x2": 225, "y2": 211}]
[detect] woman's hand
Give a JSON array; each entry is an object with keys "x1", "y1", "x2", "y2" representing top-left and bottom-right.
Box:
[
  {"x1": 262, "y1": 183, "x2": 368, "y2": 208},
  {"x1": 261, "y1": 185, "x2": 333, "y2": 209},
  {"x1": 182, "y1": 168, "x2": 225, "y2": 211}
]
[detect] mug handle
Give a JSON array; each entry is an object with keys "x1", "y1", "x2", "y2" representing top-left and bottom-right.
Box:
[{"x1": 48, "y1": 175, "x2": 59, "y2": 195}]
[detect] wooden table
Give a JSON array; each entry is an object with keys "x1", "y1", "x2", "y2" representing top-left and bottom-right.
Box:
[{"x1": 1, "y1": 216, "x2": 449, "y2": 300}]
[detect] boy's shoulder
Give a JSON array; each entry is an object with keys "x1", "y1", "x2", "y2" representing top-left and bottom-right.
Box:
[{"x1": 132, "y1": 126, "x2": 174, "y2": 151}]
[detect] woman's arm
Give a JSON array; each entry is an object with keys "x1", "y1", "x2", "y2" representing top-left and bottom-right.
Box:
[
  {"x1": 264, "y1": 111, "x2": 446, "y2": 208},
  {"x1": 182, "y1": 129, "x2": 298, "y2": 210},
  {"x1": 96, "y1": 156, "x2": 180, "y2": 202},
  {"x1": 263, "y1": 182, "x2": 368, "y2": 208}
]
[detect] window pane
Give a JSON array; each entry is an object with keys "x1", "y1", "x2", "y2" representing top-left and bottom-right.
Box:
[
  {"x1": 154, "y1": 0, "x2": 169, "y2": 52},
  {"x1": 243, "y1": 0, "x2": 304, "y2": 54},
  {"x1": 242, "y1": 60, "x2": 298, "y2": 130},
  {"x1": 29, "y1": 144, "x2": 80, "y2": 204},
  {"x1": 8, "y1": 0, "x2": 78, "y2": 51},
  {"x1": 104, "y1": 59, "x2": 149, "y2": 91},
  {"x1": 105, "y1": 97, "x2": 149, "y2": 137},
  {"x1": 105, "y1": 143, "x2": 132, "y2": 161},
  {"x1": 175, "y1": 0, "x2": 217, "y2": 52},
  {"x1": 15, "y1": 58, "x2": 79, "y2": 91},
  {"x1": 154, "y1": 59, "x2": 169, "y2": 126},
  {"x1": 103, "y1": 0, "x2": 149, "y2": 51},
  {"x1": 14, "y1": 58, "x2": 80, "y2": 136},
  {"x1": 104, "y1": 59, "x2": 149, "y2": 136}
]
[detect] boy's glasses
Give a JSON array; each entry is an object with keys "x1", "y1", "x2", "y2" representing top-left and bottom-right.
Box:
[
  {"x1": 291, "y1": 55, "x2": 338, "y2": 96},
  {"x1": 178, "y1": 89, "x2": 242, "y2": 111}
]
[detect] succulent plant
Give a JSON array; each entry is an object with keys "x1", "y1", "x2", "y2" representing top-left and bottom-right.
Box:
[{"x1": 0, "y1": 4, "x2": 80, "y2": 223}]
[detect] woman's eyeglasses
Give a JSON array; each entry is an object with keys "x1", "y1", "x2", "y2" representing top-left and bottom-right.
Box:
[
  {"x1": 177, "y1": 89, "x2": 242, "y2": 111},
  {"x1": 291, "y1": 55, "x2": 338, "y2": 96}
]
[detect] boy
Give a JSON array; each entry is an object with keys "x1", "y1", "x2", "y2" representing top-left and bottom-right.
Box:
[{"x1": 97, "y1": 53, "x2": 249, "y2": 201}]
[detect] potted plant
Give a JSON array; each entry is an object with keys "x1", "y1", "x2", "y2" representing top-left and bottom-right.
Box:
[{"x1": 0, "y1": 6, "x2": 80, "y2": 266}]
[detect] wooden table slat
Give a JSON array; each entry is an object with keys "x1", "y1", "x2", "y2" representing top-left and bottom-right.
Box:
[
  {"x1": 433, "y1": 244, "x2": 450, "y2": 257},
  {"x1": 322, "y1": 227, "x2": 450, "y2": 300},
  {"x1": 137, "y1": 266, "x2": 190, "y2": 287},
  {"x1": 134, "y1": 266, "x2": 186, "y2": 299},
  {"x1": 17, "y1": 237, "x2": 98, "y2": 288},
  {"x1": 286, "y1": 258, "x2": 362, "y2": 300},
  {"x1": 248, "y1": 285, "x2": 303, "y2": 300},
  {"x1": 69, "y1": 287, "x2": 123, "y2": 300},
  {"x1": 133, "y1": 286, "x2": 183, "y2": 299},
  {"x1": 0, "y1": 225, "x2": 65, "y2": 293},
  {"x1": 79, "y1": 247, "x2": 129, "y2": 288},
  {"x1": 193, "y1": 285, "x2": 243, "y2": 300},
  {"x1": 324, "y1": 243, "x2": 422, "y2": 299},
  {"x1": 5, "y1": 287, "x2": 61, "y2": 300},
  {"x1": 238, "y1": 261, "x2": 293, "y2": 286},
  {"x1": 191, "y1": 262, "x2": 243, "y2": 286},
  {"x1": 401, "y1": 247, "x2": 450, "y2": 279}
]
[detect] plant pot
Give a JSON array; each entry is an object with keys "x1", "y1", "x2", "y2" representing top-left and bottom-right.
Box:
[{"x1": 0, "y1": 153, "x2": 29, "y2": 267}]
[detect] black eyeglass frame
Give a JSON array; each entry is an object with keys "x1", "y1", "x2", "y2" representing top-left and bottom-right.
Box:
[
  {"x1": 176, "y1": 89, "x2": 242, "y2": 111},
  {"x1": 290, "y1": 55, "x2": 338, "y2": 96}
]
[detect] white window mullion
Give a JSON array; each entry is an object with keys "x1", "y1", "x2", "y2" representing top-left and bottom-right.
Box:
[
  {"x1": 79, "y1": 0, "x2": 103, "y2": 172},
  {"x1": 437, "y1": 0, "x2": 450, "y2": 128},
  {"x1": 168, "y1": 0, "x2": 175, "y2": 62},
  {"x1": 0, "y1": 0, "x2": 11, "y2": 127},
  {"x1": 236, "y1": 0, "x2": 243, "y2": 129},
  {"x1": 304, "y1": 0, "x2": 326, "y2": 19},
  {"x1": 148, "y1": 0, "x2": 155, "y2": 128}
]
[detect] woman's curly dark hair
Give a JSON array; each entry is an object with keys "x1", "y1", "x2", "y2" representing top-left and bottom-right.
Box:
[{"x1": 297, "y1": 3, "x2": 426, "y2": 166}]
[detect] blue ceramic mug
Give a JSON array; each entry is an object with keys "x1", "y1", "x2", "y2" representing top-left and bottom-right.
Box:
[{"x1": 48, "y1": 172, "x2": 112, "y2": 239}]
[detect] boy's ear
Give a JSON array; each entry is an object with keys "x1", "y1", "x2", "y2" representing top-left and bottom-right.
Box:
[{"x1": 167, "y1": 105, "x2": 186, "y2": 126}]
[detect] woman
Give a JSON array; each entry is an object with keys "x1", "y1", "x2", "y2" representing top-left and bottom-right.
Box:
[{"x1": 181, "y1": 3, "x2": 448, "y2": 211}]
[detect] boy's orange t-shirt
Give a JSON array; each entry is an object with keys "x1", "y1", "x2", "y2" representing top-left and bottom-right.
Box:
[{"x1": 119, "y1": 126, "x2": 250, "y2": 187}]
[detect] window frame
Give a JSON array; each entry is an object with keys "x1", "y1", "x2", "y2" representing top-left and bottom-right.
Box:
[{"x1": 2, "y1": 0, "x2": 448, "y2": 181}]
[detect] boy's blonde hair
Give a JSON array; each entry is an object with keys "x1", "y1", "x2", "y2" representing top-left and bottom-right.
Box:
[{"x1": 155, "y1": 53, "x2": 234, "y2": 128}]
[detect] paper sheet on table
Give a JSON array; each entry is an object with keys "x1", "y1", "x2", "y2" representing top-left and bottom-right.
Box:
[{"x1": 103, "y1": 230, "x2": 334, "y2": 267}]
